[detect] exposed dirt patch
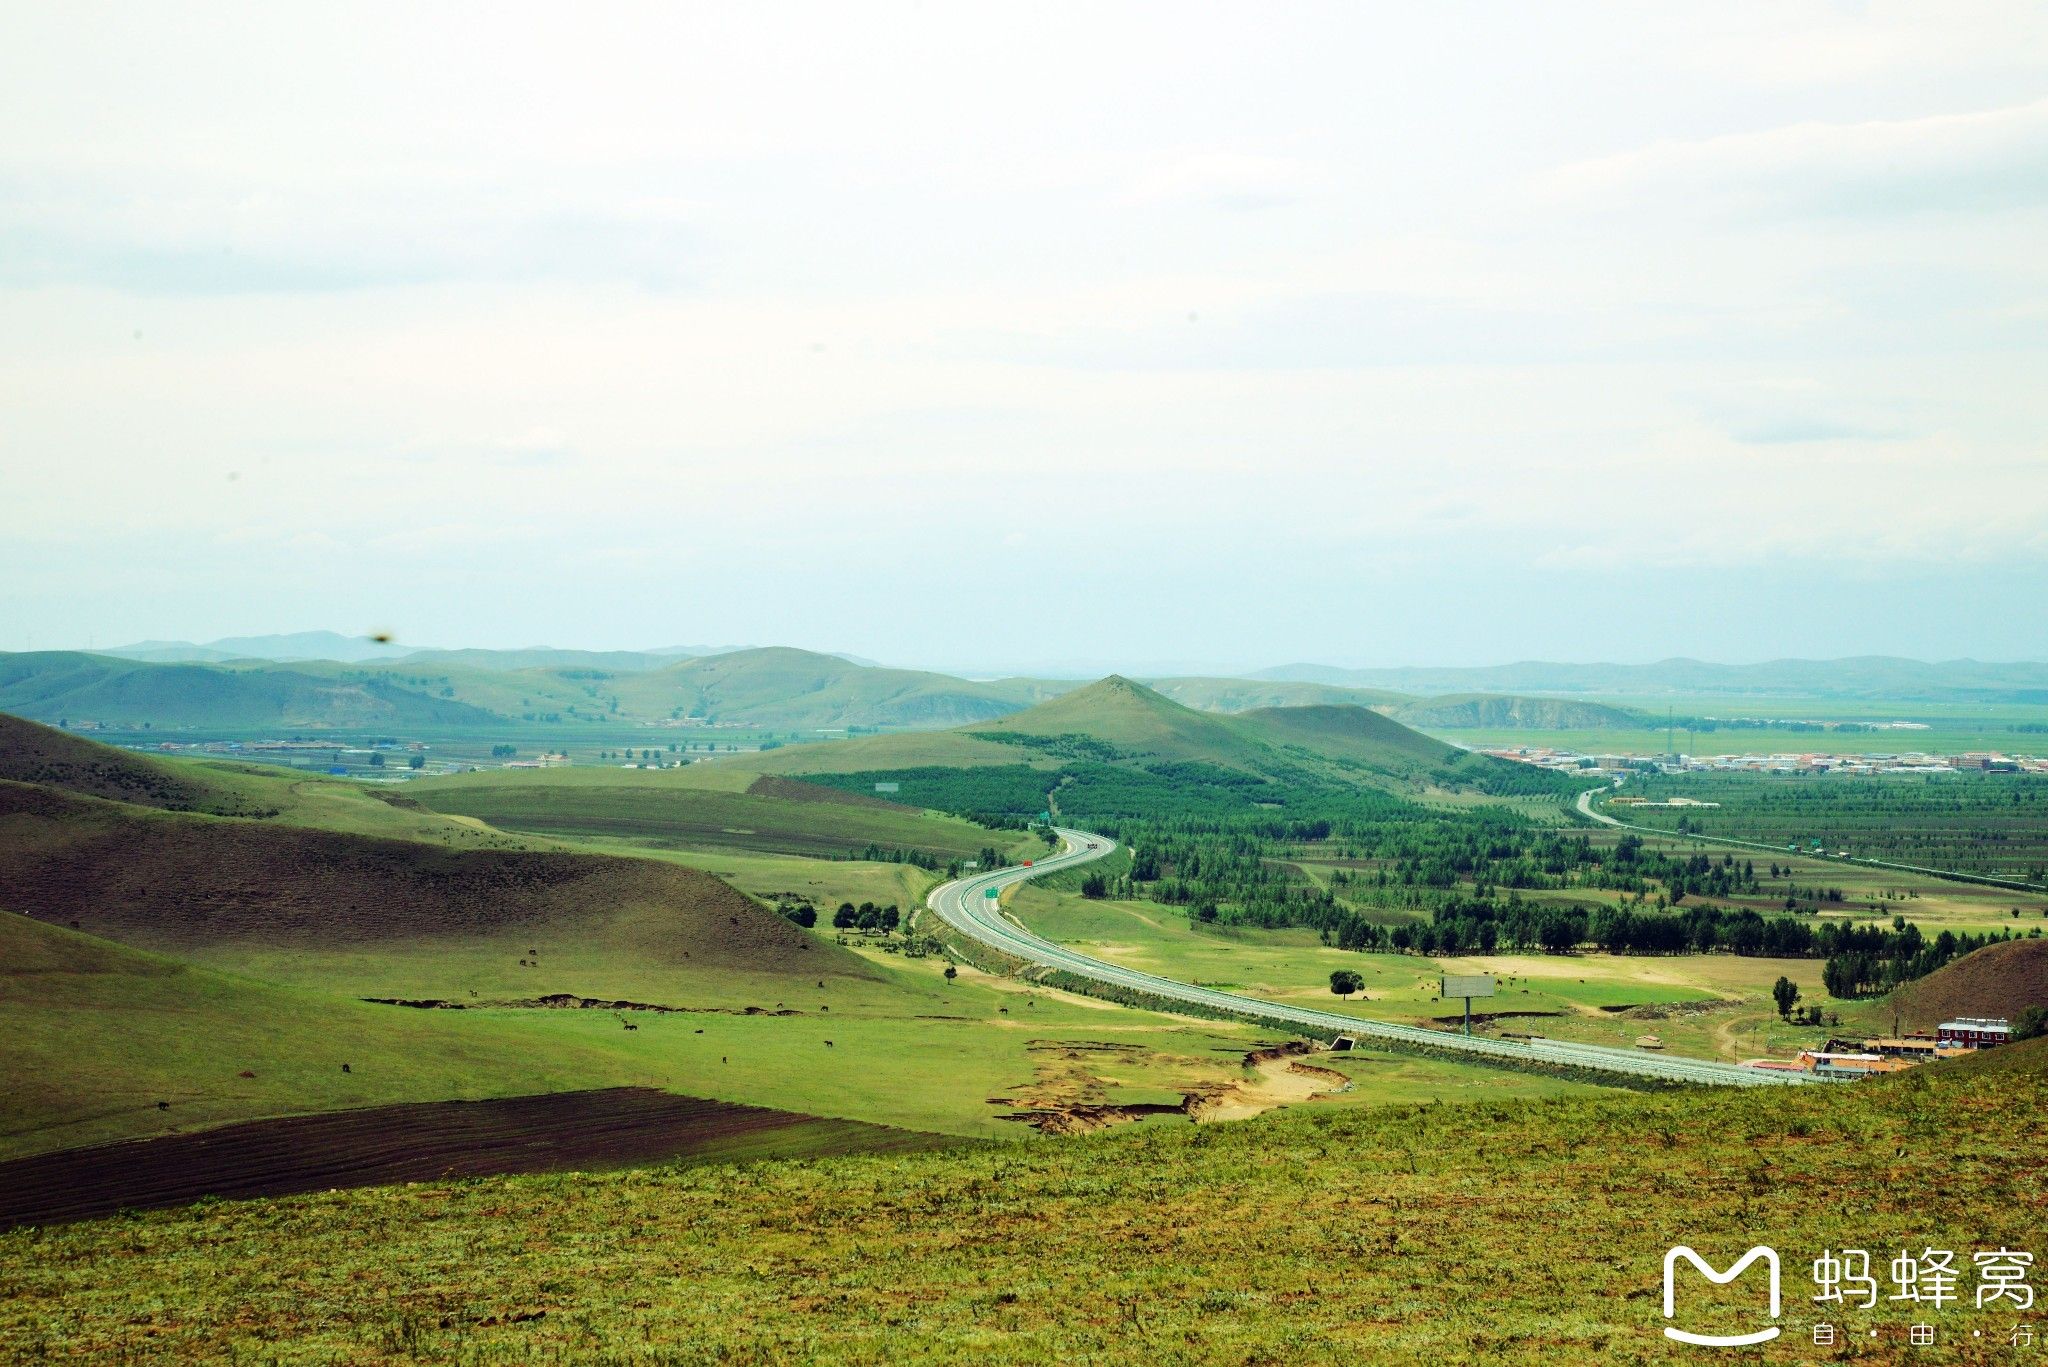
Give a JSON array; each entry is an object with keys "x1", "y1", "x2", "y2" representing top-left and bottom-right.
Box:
[
  {"x1": 1191, "y1": 1042, "x2": 1350, "y2": 1122},
  {"x1": 1612, "y1": 999, "x2": 1741, "y2": 1022},
  {"x1": 0, "y1": 1088, "x2": 952, "y2": 1229},
  {"x1": 991, "y1": 1039, "x2": 1350, "y2": 1133}
]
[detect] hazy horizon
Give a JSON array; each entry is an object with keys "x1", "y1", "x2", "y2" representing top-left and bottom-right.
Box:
[
  {"x1": 5, "y1": 4, "x2": 2045, "y2": 667},
  {"x1": 21, "y1": 626, "x2": 2048, "y2": 681}
]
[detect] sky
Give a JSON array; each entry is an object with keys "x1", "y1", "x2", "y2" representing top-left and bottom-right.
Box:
[{"x1": 2, "y1": 2, "x2": 2045, "y2": 674}]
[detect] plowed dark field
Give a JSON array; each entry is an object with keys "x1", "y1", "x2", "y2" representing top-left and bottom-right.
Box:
[{"x1": 0, "y1": 1088, "x2": 954, "y2": 1228}]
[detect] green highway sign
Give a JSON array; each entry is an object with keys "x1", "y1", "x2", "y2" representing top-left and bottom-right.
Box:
[{"x1": 984, "y1": 887, "x2": 999, "y2": 899}]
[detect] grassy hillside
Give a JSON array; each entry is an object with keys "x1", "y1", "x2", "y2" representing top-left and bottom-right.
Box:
[
  {"x1": 1387, "y1": 693, "x2": 1644, "y2": 730},
  {"x1": 3, "y1": 1040, "x2": 2036, "y2": 1362},
  {"x1": 407, "y1": 766, "x2": 1033, "y2": 861},
  {"x1": 0, "y1": 712, "x2": 272, "y2": 814},
  {"x1": 974, "y1": 675, "x2": 1276, "y2": 769},
  {"x1": 602, "y1": 647, "x2": 1058, "y2": 728},
  {"x1": 1876, "y1": 938, "x2": 2048, "y2": 1032},
  {"x1": 0, "y1": 714, "x2": 514, "y2": 847},
  {"x1": 0, "y1": 652, "x2": 499, "y2": 729},
  {"x1": 744, "y1": 678, "x2": 1574, "y2": 816},
  {"x1": 0, "y1": 780, "x2": 867, "y2": 982}
]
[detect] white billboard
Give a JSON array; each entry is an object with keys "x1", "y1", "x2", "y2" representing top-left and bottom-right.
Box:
[{"x1": 1441, "y1": 974, "x2": 1496, "y2": 999}]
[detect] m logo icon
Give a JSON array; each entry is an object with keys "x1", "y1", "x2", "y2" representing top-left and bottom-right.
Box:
[{"x1": 1663, "y1": 1246, "x2": 1782, "y2": 1346}]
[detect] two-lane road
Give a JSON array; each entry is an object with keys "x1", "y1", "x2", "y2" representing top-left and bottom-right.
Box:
[{"x1": 927, "y1": 828, "x2": 1820, "y2": 1088}]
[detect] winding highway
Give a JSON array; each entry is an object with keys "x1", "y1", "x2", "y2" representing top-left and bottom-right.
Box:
[{"x1": 927, "y1": 828, "x2": 1823, "y2": 1088}]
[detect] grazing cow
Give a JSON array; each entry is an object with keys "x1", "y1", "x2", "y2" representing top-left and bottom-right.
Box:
[{"x1": 341, "y1": 1063, "x2": 351, "y2": 1074}]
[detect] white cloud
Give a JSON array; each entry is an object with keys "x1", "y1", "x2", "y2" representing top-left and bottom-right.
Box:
[
  {"x1": 1545, "y1": 98, "x2": 2048, "y2": 220},
  {"x1": 1120, "y1": 151, "x2": 1329, "y2": 209}
]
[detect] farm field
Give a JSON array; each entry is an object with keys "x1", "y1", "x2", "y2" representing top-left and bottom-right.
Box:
[{"x1": 3, "y1": 1041, "x2": 2037, "y2": 1364}]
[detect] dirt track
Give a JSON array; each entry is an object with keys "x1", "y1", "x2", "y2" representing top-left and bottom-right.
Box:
[{"x1": 0, "y1": 1089, "x2": 948, "y2": 1228}]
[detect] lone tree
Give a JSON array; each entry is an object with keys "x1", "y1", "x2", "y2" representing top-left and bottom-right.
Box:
[
  {"x1": 1080, "y1": 873, "x2": 1108, "y2": 899},
  {"x1": 1329, "y1": 969, "x2": 1364, "y2": 1001},
  {"x1": 1772, "y1": 975, "x2": 1801, "y2": 1020}
]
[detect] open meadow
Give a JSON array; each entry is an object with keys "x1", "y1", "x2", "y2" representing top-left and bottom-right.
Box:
[{"x1": 2, "y1": 1042, "x2": 2039, "y2": 1363}]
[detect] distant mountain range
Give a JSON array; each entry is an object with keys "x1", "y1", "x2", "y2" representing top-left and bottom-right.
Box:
[
  {"x1": 0, "y1": 648, "x2": 1067, "y2": 732},
  {"x1": 100, "y1": 634, "x2": 879, "y2": 671},
  {"x1": 7, "y1": 641, "x2": 2043, "y2": 735},
  {"x1": 1253, "y1": 657, "x2": 2048, "y2": 703}
]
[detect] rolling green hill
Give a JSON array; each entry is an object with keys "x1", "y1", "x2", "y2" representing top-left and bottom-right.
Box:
[
  {"x1": 598, "y1": 647, "x2": 1061, "y2": 728},
  {"x1": 0, "y1": 653, "x2": 500, "y2": 729},
  {"x1": 974, "y1": 675, "x2": 1273, "y2": 769},
  {"x1": 0, "y1": 714, "x2": 575, "y2": 848},
  {"x1": 746, "y1": 677, "x2": 1569, "y2": 811},
  {"x1": 0, "y1": 779, "x2": 875, "y2": 988},
  {"x1": 0, "y1": 712, "x2": 269, "y2": 814},
  {"x1": 0, "y1": 647, "x2": 1073, "y2": 733},
  {"x1": 1385, "y1": 693, "x2": 1645, "y2": 730}
]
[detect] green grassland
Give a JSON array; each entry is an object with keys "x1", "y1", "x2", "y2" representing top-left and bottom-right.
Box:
[
  {"x1": 0, "y1": 914, "x2": 644, "y2": 1160},
  {"x1": 4, "y1": 1041, "x2": 2038, "y2": 1364},
  {"x1": 407, "y1": 765, "x2": 1035, "y2": 862}
]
